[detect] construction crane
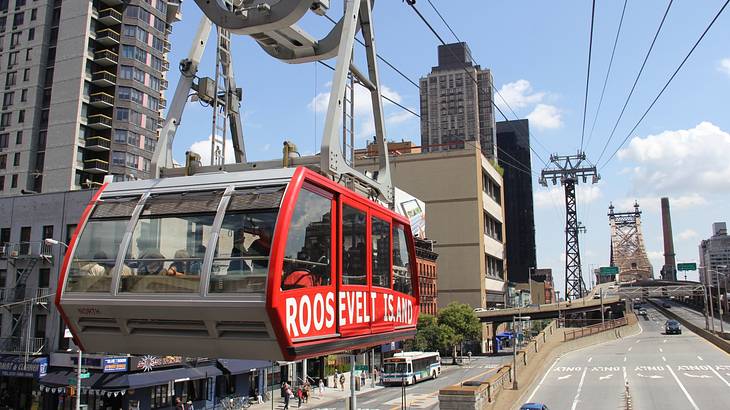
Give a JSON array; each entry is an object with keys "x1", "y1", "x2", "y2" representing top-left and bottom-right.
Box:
[{"x1": 152, "y1": 0, "x2": 394, "y2": 205}]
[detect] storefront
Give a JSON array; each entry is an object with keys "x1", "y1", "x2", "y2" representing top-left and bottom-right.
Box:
[
  {"x1": 40, "y1": 354, "x2": 222, "y2": 410},
  {"x1": 216, "y1": 360, "x2": 270, "y2": 399},
  {"x1": 0, "y1": 355, "x2": 48, "y2": 409}
]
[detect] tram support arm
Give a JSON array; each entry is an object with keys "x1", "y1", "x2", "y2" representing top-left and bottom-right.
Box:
[{"x1": 153, "y1": 16, "x2": 213, "y2": 174}]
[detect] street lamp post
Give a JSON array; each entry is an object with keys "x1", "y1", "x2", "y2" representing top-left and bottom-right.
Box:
[
  {"x1": 528, "y1": 268, "x2": 535, "y2": 305},
  {"x1": 45, "y1": 239, "x2": 80, "y2": 410}
]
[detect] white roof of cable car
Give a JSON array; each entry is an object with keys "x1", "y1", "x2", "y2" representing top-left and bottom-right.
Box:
[{"x1": 103, "y1": 168, "x2": 298, "y2": 196}]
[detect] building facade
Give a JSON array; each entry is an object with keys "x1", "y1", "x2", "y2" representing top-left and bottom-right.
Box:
[
  {"x1": 415, "y1": 237, "x2": 438, "y2": 316},
  {"x1": 0, "y1": 0, "x2": 179, "y2": 196},
  {"x1": 358, "y1": 147, "x2": 507, "y2": 351},
  {"x1": 699, "y1": 222, "x2": 730, "y2": 287},
  {"x1": 419, "y1": 42, "x2": 496, "y2": 158},
  {"x1": 496, "y1": 119, "x2": 536, "y2": 285}
]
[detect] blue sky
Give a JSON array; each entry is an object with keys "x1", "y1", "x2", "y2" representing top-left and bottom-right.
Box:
[{"x1": 167, "y1": 1, "x2": 730, "y2": 292}]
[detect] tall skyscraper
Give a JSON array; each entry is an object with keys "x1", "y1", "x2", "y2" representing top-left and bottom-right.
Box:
[
  {"x1": 0, "y1": 0, "x2": 180, "y2": 197},
  {"x1": 496, "y1": 119, "x2": 536, "y2": 284},
  {"x1": 419, "y1": 42, "x2": 496, "y2": 158}
]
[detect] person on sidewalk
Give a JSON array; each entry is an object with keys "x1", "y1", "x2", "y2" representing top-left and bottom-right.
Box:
[
  {"x1": 296, "y1": 386, "x2": 303, "y2": 408},
  {"x1": 283, "y1": 384, "x2": 291, "y2": 410},
  {"x1": 339, "y1": 374, "x2": 345, "y2": 391},
  {"x1": 318, "y1": 378, "x2": 324, "y2": 395}
]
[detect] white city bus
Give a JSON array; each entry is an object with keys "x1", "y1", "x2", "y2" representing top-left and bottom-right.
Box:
[{"x1": 382, "y1": 351, "x2": 441, "y2": 385}]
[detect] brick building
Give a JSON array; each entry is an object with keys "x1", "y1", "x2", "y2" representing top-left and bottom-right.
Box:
[{"x1": 415, "y1": 237, "x2": 438, "y2": 315}]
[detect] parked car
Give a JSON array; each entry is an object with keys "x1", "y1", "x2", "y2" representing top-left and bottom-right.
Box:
[
  {"x1": 665, "y1": 320, "x2": 682, "y2": 335},
  {"x1": 520, "y1": 403, "x2": 550, "y2": 410}
]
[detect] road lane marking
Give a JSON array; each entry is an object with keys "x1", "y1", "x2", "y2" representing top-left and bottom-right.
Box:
[
  {"x1": 558, "y1": 375, "x2": 572, "y2": 380},
  {"x1": 525, "y1": 357, "x2": 559, "y2": 403},
  {"x1": 708, "y1": 366, "x2": 730, "y2": 387},
  {"x1": 599, "y1": 374, "x2": 613, "y2": 380},
  {"x1": 663, "y1": 339, "x2": 667, "y2": 343},
  {"x1": 697, "y1": 356, "x2": 704, "y2": 361},
  {"x1": 659, "y1": 348, "x2": 663, "y2": 353},
  {"x1": 628, "y1": 347, "x2": 633, "y2": 352},
  {"x1": 667, "y1": 366, "x2": 700, "y2": 410},
  {"x1": 588, "y1": 357, "x2": 593, "y2": 362},
  {"x1": 570, "y1": 367, "x2": 588, "y2": 410},
  {"x1": 623, "y1": 366, "x2": 627, "y2": 381},
  {"x1": 636, "y1": 373, "x2": 663, "y2": 379},
  {"x1": 662, "y1": 356, "x2": 666, "y2": 362},
  {"x1": 623, "y1": 356, "x2": 627, "y2": 362},
  {"x1": 635, "y1": 340, "x2": 641, "y2": 344},
  {"x1": 683, "y1": 373, "x2": 711, "y2": 378}
]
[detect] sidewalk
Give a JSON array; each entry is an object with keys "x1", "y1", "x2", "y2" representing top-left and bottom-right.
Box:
[{"x1": 249, "y1": 380, "x2": 384, "y2": 410}]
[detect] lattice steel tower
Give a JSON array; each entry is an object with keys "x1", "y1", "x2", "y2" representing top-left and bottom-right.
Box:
[
  {"x1": 540, "y1": 152, "x2": 600, "y2": 300},
  {"x1": 608, "y1": 202, "x2": 654, "y2": 281}
]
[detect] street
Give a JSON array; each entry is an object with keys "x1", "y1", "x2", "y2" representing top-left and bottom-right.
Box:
[
  {"x1": 523, "y1": 306, "x2": 730, "y2": 409},
  {"x1": 306, "y1": 356, "x2": 509, "y2": 410}
]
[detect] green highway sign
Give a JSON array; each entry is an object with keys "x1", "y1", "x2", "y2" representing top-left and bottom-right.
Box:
[
  {"x1": 599, "y1": 266, "x2": 619, "y2": 275},
  {"x1": 354, "y1": 365, "x2": 369, "y2": 371},
  {"x1": 677, "y1": 263, "x2": 697, "y2": 271}
]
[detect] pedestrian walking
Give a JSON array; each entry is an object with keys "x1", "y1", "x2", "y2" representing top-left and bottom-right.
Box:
[
  {"x1": 296, "y1": 386, "x2": 303, "y2": 408},
  {"x1": 318, "y1": 378, "x2": 324, "y2": 395},
  {"x1": 283, "y1": 384, "x2": 292, "y2": 410},
  {"x1": 339, "y1": 373, "x2": 345, "y2": 391}
]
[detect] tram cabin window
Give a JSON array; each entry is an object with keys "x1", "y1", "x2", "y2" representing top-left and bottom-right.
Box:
[
  {"x1": 371, "y1": 216, "x2": 391, "y2": 288},
  {"x1": 392, "y1": 224, "x2": 413, "y2": 295},
  {"x1": 209, "y1": 187, "x2": 283, "y2": 293},
  {"x1": 66, "y1": 197, "x2": 138, "y2": 292},
  {"x1": 281, "y1": 188, "x2": 332, "y2": 290},
  {"x1": 342, "y1": 205, "x2": 367, "y2": 286},
  {"x1": 120, "y1": 191, "x2": 222, "y2": 293}
]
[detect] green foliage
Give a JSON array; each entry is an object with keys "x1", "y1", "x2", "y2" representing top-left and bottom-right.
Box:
[
  {"x1": 409, "y1": 304, "x2": 481, "y2": 359},
  {"x1": 437, "y1": 302, "x2": 481, "y2": 344}
]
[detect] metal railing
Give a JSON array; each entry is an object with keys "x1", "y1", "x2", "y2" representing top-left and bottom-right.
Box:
[
  {"x1": 2, "y1": 241, "x2": 53, "y2": 259},
  {"x1": 86, "y1": 136, "x2": 112, "y2": 150},
  {"x1": 564, "y1": 317, "x2": 628, "y2": 341},
  {"x1": 91, "y1": 71, "x2": 117, "y2": 85},
  {"x1": 84, "y1": 159, "x2": 110, "y2": 172},
  {"x1": 87, "y1": 114, "x2": 113, "y2": 128},
  {"x1": 0, "y1": 337, "x2": 46, "y2": 355},
  {"x1": 94, "y1": 49, "x2": 119, "y2": 64},
  {"x1": 96, "y1": 28, "x2": 120, "y2": 43},
  {"x1": 90, "y1": 92, "x2": 115, "y2": 106},
  {"x1": 98, "y1": 8, "x2": 123, "y2": 23}
]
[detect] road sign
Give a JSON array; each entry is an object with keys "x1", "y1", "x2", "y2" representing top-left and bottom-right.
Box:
[
  {"x1": 355, "y1": 365, "x2": 369, "y2": 371},
  {"x1": 677, "y1": 263, "x2": 697, "y2": 271},
  {"x1": 599, "y1": 266, "x2": 619, "y2": 275}
]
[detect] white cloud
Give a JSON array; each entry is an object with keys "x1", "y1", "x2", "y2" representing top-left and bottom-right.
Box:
[
  {"x1": 617, "y1": 122, "x2": 730, "y2": 198},
  {"x1": 719, "y1": 58, "x2": 730, "y2": 77},
  {"x1": 535, "y1": 184, "x2": 602, "y2": 208},
  {"x1": 188, "y1": 136, "x2": 236, "y2": 165},
  {"x1": 496, "y1": 80, "x2": 545, "y2": 110},
  {"x1": 527, "y1": 104, "x2": 563, "y2": 130},
  {"x1": 308, "y1": 83, "x2": 414, "y2": 139},
  {"x1": 613, "y1": 194, "x2": 706, "y2": 213},
  {"x1": 677, "y1": 229, "x2": 697, "y2": 241}
]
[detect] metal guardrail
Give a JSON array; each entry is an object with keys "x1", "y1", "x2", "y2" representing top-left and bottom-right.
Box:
[{"x1": 564, "y1": 317, "x2": 628, "y2": 341}]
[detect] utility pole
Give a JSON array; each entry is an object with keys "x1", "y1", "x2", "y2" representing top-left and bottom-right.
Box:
[{"x1": 540, "y1": 152, "x2": 600, "y2": 301}]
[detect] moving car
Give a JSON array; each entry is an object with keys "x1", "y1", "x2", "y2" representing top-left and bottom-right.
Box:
[
  {"x1": 520, "y1": 403, "x2": 550, "y2": 410},
  {"x1": 662, "y1": 301, "x2": 672, "y2": 308},
  {"x1": 638, "y1": 308, "x2": 648, "y2": 317},
  {"x1": 665, "y1": 320, "x2": 682, "y2": 335}
]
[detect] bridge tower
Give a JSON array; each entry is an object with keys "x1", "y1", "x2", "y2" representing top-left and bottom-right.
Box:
[{"x1": 608, "y1": 202, "x2": 654, "y2": 281}]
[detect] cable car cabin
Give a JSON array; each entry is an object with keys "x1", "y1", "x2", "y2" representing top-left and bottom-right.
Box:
[{"x1": 56, "y1": 167, "x2": 419, "y2": 361}]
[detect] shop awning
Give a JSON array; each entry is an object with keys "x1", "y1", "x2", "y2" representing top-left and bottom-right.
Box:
[
  {"x1": 40, "y1": 365, "x2": 222, "y2": 390},
  {"x1": 0, "y1": 355, "x2": 48, "y2": 379},
  {"x1": 217, "y1": 360, "x2": 272, "y2": 375}
]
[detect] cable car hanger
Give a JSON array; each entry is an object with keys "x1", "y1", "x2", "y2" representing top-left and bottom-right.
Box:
[{"x1": 153, "y1": 0, "x2": 394, "y2": 206}]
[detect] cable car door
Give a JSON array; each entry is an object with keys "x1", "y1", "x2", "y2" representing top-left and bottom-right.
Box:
[
  {"x1": 339, "y1": 200, "x2": 372, "y2": 337},
  {"x1": 369, "y1": 210, "x2": 395, "y2": 334}
]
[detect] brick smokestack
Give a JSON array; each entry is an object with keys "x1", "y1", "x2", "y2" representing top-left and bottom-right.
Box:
[{"x1": 660, "y1": 197, "x2": 677, "y2": 281}]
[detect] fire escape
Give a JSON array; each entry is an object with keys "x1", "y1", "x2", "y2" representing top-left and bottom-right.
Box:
[{"x1": 0, "y1": 241, "x2": 53, "y2": 357}]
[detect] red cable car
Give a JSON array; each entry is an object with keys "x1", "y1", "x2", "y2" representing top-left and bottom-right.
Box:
[{"x1": 56, "y1": 167, "x2": 419, "y2": 361}]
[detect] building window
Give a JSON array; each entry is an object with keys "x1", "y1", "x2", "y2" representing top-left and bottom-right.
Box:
[
  {"x1": 0, "y1": 112, "x2": 11, "y2": 127},
  {"x1": 0, "y1": 269, "x2": 6, "y2": 287},
  {"x1": 6, "y1": 71, "x2": 17, "y2": 86},
  {"x1": 0, "y1": 154, "x2": 6, "y2": 169},
  {"x1": 30, "y1": 8, "x2": 36, "y2": 21},
  {"x1": 7, "y1": 51, "x2": 18, "y2": 68},
  {"x1": 113, "y1": 129, "x2": 127, "y2": 144},
  {"x1": 24, "y1": 47, "x2": 31, "y2": 61},
  {"x1": 111, "y1": 150, "x2": 125, "y2": 166},
  {"x1": 22, "y1": 68, "x2": 29, "y2": 81},
  {"x1": 17, "y1": 108, "x2": 23, "y2": 122},
  {"x1": 150, "y1": 384, "x2": 169, "y2": 408},
  {"x1": 2, "y1": 91, "x2": 13, "y2": 107},
  {"x1": 0, "y1": 175, "x2": 4, "y2": 191},
  {"x1": 12, "y1": 12, "x2": 23, "y2": 28},
  {"x1": 13, "y1": 152, "x2": 19, "y2": 166},
  {"x1": 0, "y1": 133, "x2": 8, "y2": 148},
  {"x1": 115, "y1": 107, "x2": 129, "y2": 121},
  {"x1": 19, "y1": 89, "x2": 25, "y2": 102},
  {"x1": 27, "y1": 27, "x2": 33, "y2": 41},
  {"x1": 38, "y1": 268, "x2": 50, "y2": 288},
  {"x1": 10, "y1": 174, "x2": 17, "y2": 188}
]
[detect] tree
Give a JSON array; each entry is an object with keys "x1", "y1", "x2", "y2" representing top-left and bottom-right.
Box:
[{"x1": 437, "y1": 302, "x2": 481, "y2": 363}]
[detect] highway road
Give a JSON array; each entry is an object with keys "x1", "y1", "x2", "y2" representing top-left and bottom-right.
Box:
[
  {"x1": 308, "y1": 356, "x2": 509, "y2": 410},
  {"x1": 522, "y1": 306, "x2": 730, "y2": 409}
]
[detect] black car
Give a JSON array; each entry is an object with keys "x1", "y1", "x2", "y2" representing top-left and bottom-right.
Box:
[
  {"x1": 665, "y1": 320, "x2": 682, "y2": 335},
  {"x1": 662, "y1": 301, "x2": 671, "y2": 308}
]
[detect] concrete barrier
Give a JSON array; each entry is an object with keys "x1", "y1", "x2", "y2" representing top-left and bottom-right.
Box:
[
  {"x1": 648, "y1": 299, "x2": 730, "y2": 354},
  {"x1": 439, "y1": 314, "x2": 640, "y2": 410}
]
